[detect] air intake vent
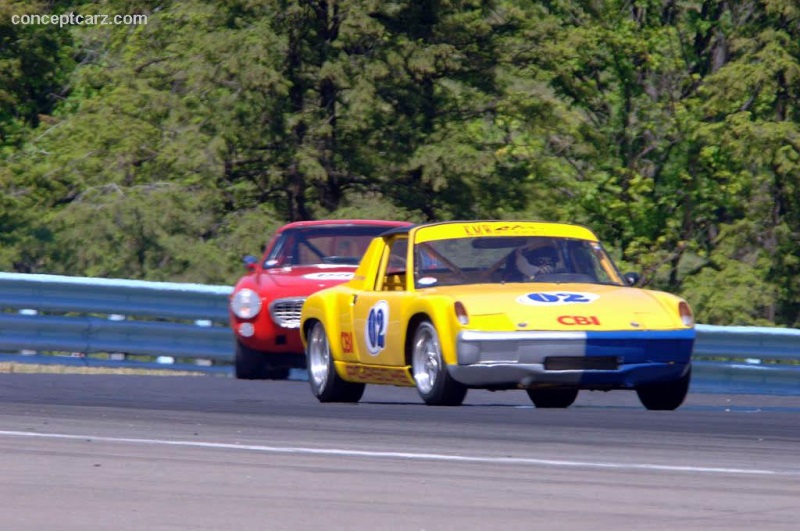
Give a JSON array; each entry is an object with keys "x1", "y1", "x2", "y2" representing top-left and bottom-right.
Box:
[
  {"x1": 269, "y1": 298, "x2": 306, "y2": 329},
  {"x1": 544, "y1": 356, "x2": 619, "y2": 371}
]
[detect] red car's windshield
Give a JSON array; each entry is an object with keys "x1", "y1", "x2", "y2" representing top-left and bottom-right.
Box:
[{"x1": 263, "y1": 225, "x2": 390, "y2": 268}]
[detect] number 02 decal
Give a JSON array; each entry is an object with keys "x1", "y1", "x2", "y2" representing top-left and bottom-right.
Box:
[
  {"x1": 365, "y1": 300, "x2": 389, "y2": 355},
  {"x1": 516, "y1": 291, "x2": 599, "y2": 306}
]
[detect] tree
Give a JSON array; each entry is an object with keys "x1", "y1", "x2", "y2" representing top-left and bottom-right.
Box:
[{"x1": 3, "y1": 0, "x2": 799, "y2": 326}]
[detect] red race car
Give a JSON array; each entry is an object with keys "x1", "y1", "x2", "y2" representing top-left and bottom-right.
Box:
[{"x1": 229, "y1": 219, "x2": 413, "y2": 379}]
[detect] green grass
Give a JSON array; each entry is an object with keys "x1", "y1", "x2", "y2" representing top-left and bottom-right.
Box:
[{"x1": 0, "y1": 362, "x2": 206, "y2": 376}]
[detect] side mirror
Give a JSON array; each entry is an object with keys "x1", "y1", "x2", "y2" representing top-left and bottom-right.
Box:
[
  {"x1": 243, "y1": 255, "x2": 259, "y2": 272},
  {"x1": 624, "y1": 272, "x2": 640, "y2": 286}
]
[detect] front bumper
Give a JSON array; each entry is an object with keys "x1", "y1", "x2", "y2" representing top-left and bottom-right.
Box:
[
  {"x1": 231, "y1": 297, "x2": 307, "y2": 354},
  {"x1": 449, "y1": 329, "x2": 694, "y2": 389}
]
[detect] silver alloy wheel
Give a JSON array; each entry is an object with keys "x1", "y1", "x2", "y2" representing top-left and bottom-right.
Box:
[
  {"x1": 308, "y1": 322, "x2": 330, "y2": 392},
  {"x1": 412, "y1": 322, "x2": 440, "y2": 395}
]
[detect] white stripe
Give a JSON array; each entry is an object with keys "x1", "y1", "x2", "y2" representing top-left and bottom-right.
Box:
[
  {"x1": 460, "y1": 330, "x2": 586, "y2": 342},
  {"x1": 0, "y1": 430, "x2": 787, "y2": 477}
]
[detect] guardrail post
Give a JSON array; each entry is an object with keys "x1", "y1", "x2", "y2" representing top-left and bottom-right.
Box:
[
  {"x1": 107, "y1": 314, "x2": 127, "y2": 361},
  {"x1": 18, "y1": 309, "x2": 38, "y2": 356}
]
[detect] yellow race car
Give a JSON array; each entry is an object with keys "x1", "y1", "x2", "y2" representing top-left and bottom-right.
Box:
[{"x1": 300, "y1": 221, "x2": 695, "y2": 410}]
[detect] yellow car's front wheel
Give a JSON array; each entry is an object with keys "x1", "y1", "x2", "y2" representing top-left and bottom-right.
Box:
[
  {"x1": 411, "y1": 321, "x2": 467, "y2": 406},
  {"x1": 306, "y1": 321, "x2": 364, "y2": 403},
  {"x1": 636, "y1": 368, "x2": 691, "y2": 411}
]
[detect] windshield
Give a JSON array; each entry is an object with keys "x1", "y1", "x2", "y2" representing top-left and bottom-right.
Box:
[
  {"x1": 413, "y1": 236, "x2": 625, "y2": 288},
  {"x1": 263, "y1": 225, "x2": 391, "y2": 268}
]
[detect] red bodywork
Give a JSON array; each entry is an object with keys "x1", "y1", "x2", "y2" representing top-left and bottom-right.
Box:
[{"x1": 229, "y1": 220, "x2": 413, "y2": 364}]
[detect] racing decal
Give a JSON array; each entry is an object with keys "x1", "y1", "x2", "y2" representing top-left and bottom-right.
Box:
[
  {"x1": 517, "y1": 291, "x2": 599, "y2": 306},
  {"x1": 417, "y1": 276, "x2": 438, "y2": 286},
  {"x1": 557, "y1": 315, "x2": 601, "y2": 326},
  {"x1": 365, "y1": 300, "x2": 389, "y2": 355},
  {"x1": 303, "y1": 272, "x2": 355, "y2": 280},
  {"x1": 463, "y1": 222, "x2": 547, "y2": 236},
  {"x1": 344, "y1": 365, "x2": 414, "y2": 385},
  {"x1": 340, "y1": 331, "x2": 354, "y2": 353},
  {"x1": 493, "y1": 224, "x2": 525, "y2": 232},
  {"x1": 463, "y1": 223, "x2": 497, "y2": 236}
]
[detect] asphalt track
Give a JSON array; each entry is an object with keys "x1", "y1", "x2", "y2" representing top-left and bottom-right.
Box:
[{"x1": 0, "y1": 374, "x2": 798, "y2": 530}]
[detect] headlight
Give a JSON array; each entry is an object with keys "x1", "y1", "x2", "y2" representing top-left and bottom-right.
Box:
[
  {"x1": 678, "y1": 301, "x2": 694, "y2": 327},
  {"x1": 231, "y1": 288, "x2": 262, "y2": 319},
  {"x1": 454, "y1": 301, "x2": 469, "y2": 325}
]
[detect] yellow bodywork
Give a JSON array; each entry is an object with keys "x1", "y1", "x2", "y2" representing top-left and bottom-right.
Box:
[
  {"x1": 415, "y1": 220, "x2": 598, "y2": 242},
  {"x1": 300, "y1": 221, "x2": 693, "y2": 387}
]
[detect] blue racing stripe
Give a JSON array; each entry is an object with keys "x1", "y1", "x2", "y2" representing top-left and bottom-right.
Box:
[
  {"x1": 579, "y1": 329, "x2": 695, "y2": 386},
  {"x1": 583, "y1": 328, "x2": 694, "y2": 365},
  {"x1": 583, "y1": 329, "x2": 696, "y2": 341}
]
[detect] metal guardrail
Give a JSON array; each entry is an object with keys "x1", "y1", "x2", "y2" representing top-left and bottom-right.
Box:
[
  {"x1": 1, "y1": 272, "x2": 799, "y2": 394},
  {"x1": 0, "y1": 272, "x2": 234, "y2": 374}
]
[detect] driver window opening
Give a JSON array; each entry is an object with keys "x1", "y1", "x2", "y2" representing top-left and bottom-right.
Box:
[{"x1": 381, "y1": 238, "x2": 408, "y2": 292}]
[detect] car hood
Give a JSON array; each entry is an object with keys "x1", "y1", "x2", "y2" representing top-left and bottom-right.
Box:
[
  {"x1": 429, "y1": 283, "x2": 685, "y2": 331},
  {"x1": 258, "y1": 265, "x2": 357, "y2": 294}
]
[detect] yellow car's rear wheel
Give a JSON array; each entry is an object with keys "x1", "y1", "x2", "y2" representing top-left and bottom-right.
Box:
[
  {"x1": 306, "y1": 321, "x2": 364, "y2": 403},
  {"x1": 411, "y1": 321, "x2": 467, "y2": 406}
]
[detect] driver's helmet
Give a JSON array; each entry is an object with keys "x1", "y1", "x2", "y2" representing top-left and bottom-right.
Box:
[{"x1": 522, "y1": 244, "x2": 558, "y2": 269}]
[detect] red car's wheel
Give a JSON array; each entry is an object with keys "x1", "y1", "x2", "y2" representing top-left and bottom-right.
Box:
[
  {"x1": 411, "y1": 321, "x2": 467, "y2": 406},
  {"x1": 306, "y1": 321, "x2": 364, "y2": 403},
  {"x1": 234, "y1": 340, "x2": 290, "y2": 380}
]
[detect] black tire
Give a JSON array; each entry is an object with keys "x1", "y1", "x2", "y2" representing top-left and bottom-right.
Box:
[
  {"x1": 526, "y1": 388, "x2": 579, "y2": 408},
  {"x1": 234, "y1": 340, "x2": 290, "y2": 380},
  {"x1": 306, "y1": 321, "x2": 365, "y2": 403},
  {"x1": 636, "y1": 368, "x2": 691, "y2": 411},
  {"x1": 411, "y1": 321, "x2": 467, "y2": 406}
]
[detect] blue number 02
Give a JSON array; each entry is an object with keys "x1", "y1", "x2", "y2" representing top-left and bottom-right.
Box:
[
  {"x1": 527, "y1": 292, "x2": 592, "y2": 304},
  {"x1": 366, "y1": 301, "x2": 389, "y2": 354},
  {"x1": 368, "y1": 308, "x2": 385, "y2": 349},
  {"x1": 561, "y1": 293, "x2": 591, "y2": 303}
]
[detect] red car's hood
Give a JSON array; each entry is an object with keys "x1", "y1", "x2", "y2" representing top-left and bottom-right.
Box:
[{"x1": 258, "y1": 265, "x2": 356, "y2": 293}]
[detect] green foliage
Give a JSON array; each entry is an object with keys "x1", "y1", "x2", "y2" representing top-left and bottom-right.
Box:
[
  {"x1": 681, "y1": 220, "x2": 778, "y2": 326},
  {"x1": 0, "y1": 1, "x2": 75, "y2": 149},
  {"x1": 48, "y1": 184, "x2": 234, "y2": 283},
  {"x1": 1, "y1": 0, "x2": 799, "y2": 326}
]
